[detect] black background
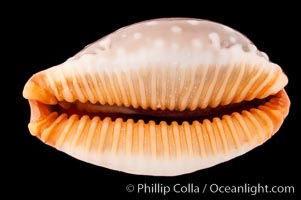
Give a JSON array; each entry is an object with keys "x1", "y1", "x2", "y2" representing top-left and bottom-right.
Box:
[{"x1": 11, "y1": 3, "x2": 299, "y2": 199}]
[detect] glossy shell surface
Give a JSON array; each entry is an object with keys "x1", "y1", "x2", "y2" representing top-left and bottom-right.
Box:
[{"x1": 23, "y1": 18, "x2": 290, "y2": 176}]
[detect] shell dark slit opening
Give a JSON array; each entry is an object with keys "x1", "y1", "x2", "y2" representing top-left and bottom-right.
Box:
[{"x1": 50, "y1": 95, "x2": 273, "y2": 125}]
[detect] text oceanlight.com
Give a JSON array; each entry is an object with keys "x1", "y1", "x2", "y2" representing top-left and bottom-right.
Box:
[{"x1": 125, "y1": 183, "x2": 294, "y2": 195}]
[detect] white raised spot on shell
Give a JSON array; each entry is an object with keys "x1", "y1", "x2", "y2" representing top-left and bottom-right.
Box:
[
  {"x1": 260, "y1": 51, "x2": 269, "y2": 60},
  {"x1": 186, "y1": 20, "x2": 200, "y2": 25},
  {"x1": 171, "y1": 26, "x2": 182, "y2": 33},
  {"x1": 229, "y1": 36, "x2": 236, "y2": 43},
  {"x1": 191, "y1": 39, "x2": 202, "y2": 48},
  {"x1": 98, "y1": 38, "x2": 111, "y2": 50},
  {"x1": 121, "y1": 34, "x2": 127, "y2": 38},
  {"x1": 208, "y1": 32, "x2": 221, "y2": 48},
  {"x1": 144, "y1": 21, "x2": 158, "y2": 26},
  {"x1": 248, "y1": 44, "x2": 257, "y2": 53},
  {"x1": 133, "y1": 32, "x2": 142, "y2": 39}
]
